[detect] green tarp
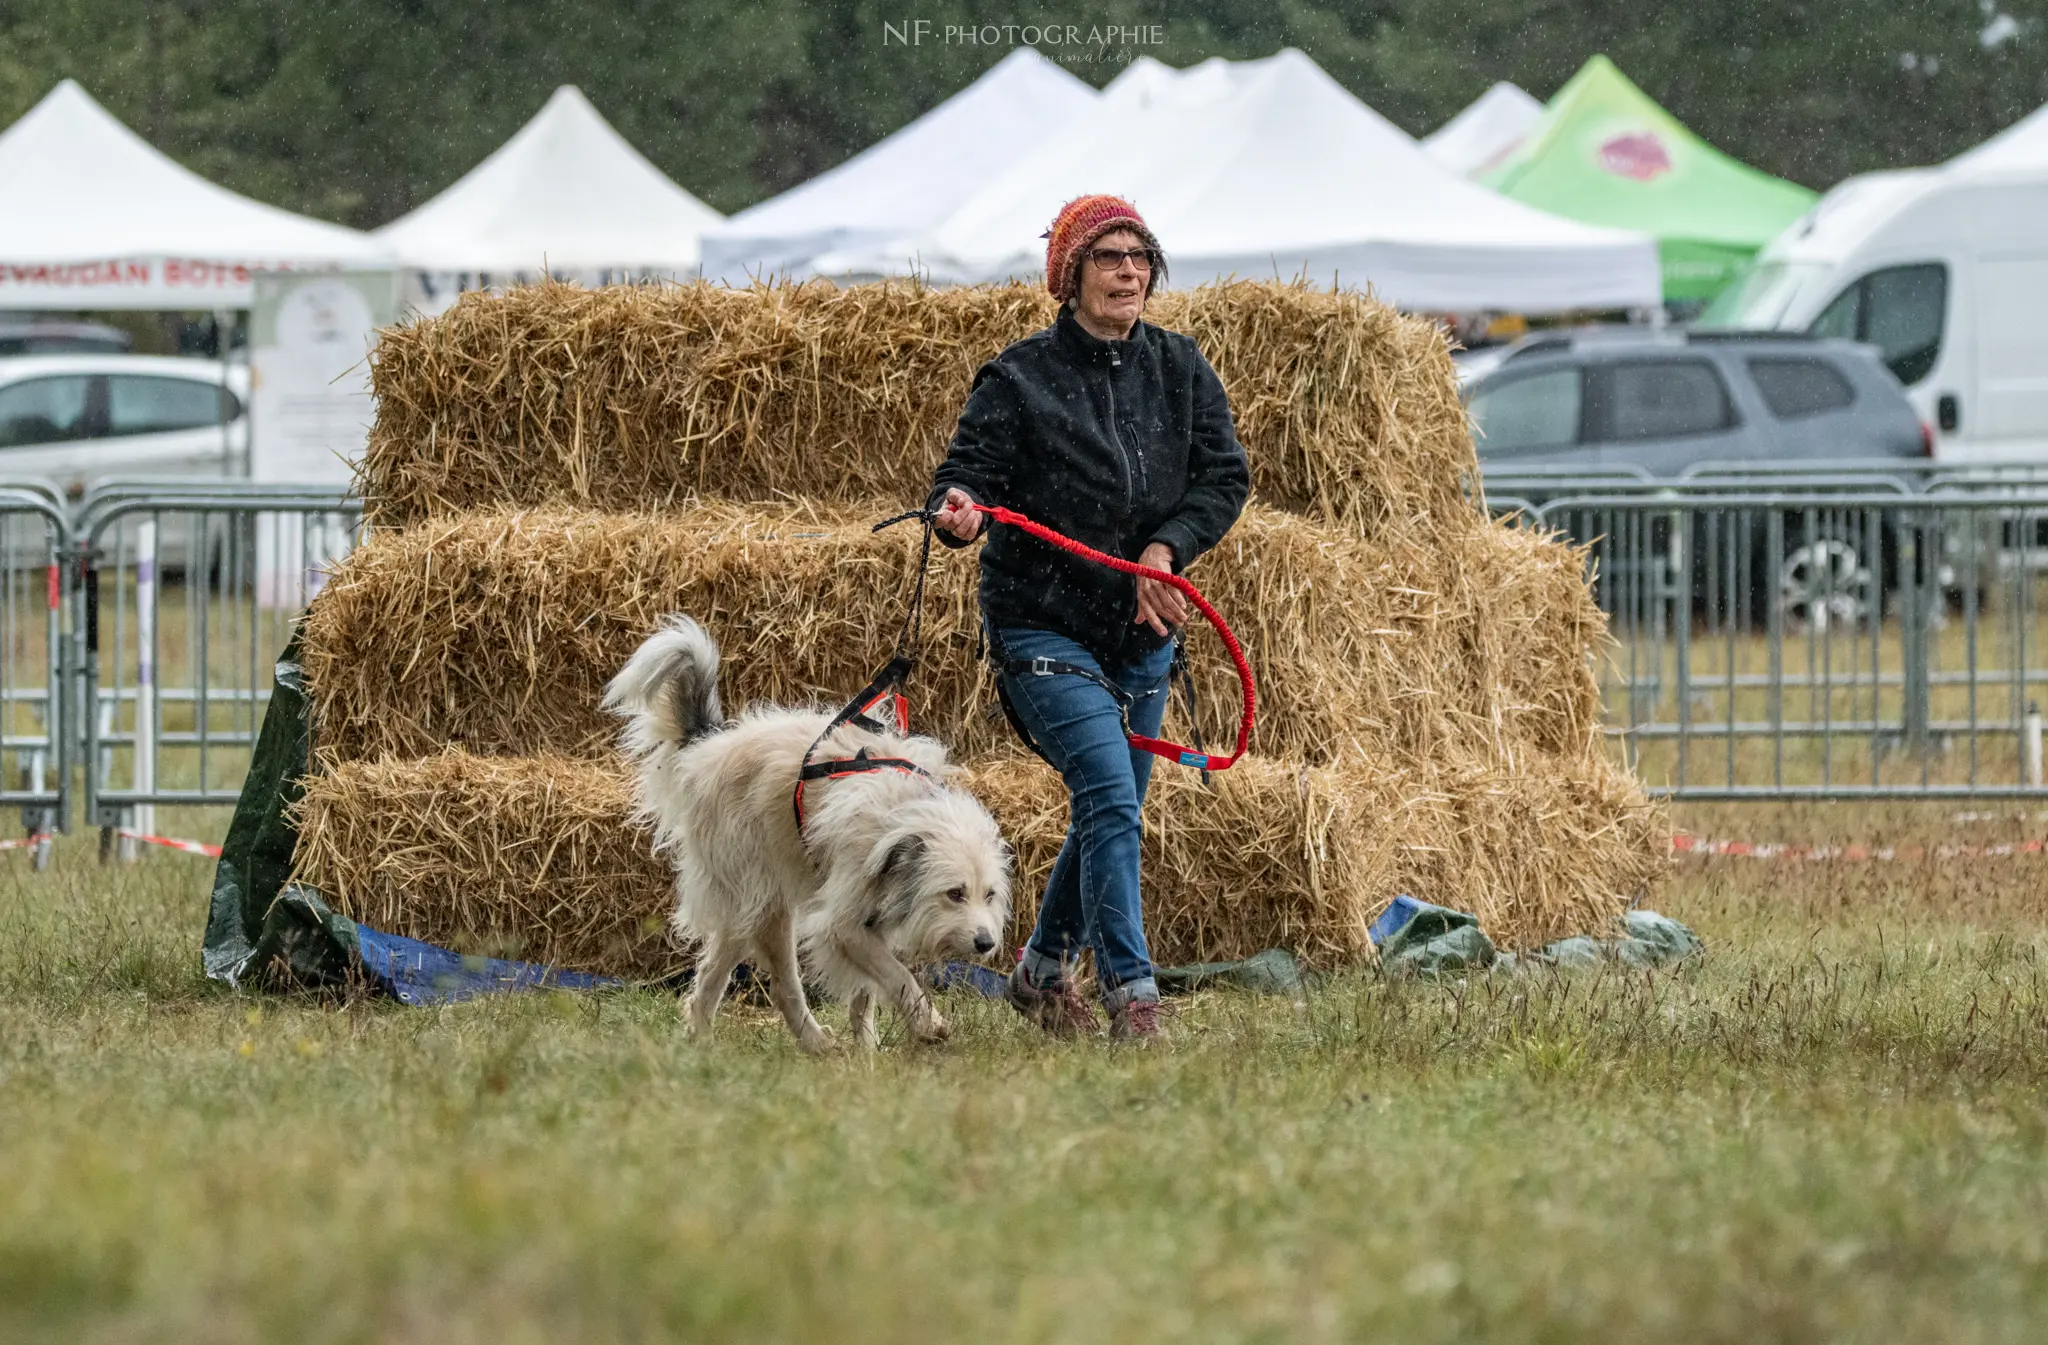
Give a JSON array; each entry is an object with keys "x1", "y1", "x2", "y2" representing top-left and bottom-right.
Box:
[
  {"x1": 1376, "y1": 902, "x2": 1499, "y2": 975},
  {"x1": 202, "y1": 626, "x2": 361, "y2": 990},
  {"x1": 201, "y1": 629, "x2": 627, "y2": 1002},
  {"x1": 1482, "y1": 56, "x2": 1817, "y2": 301},
  {"x1": 1377, "y1": 900, "x2": 1705, "y2": 978},
  {"x1": 1156, "y1": 948, "x2": 1305, "y2": 997}
]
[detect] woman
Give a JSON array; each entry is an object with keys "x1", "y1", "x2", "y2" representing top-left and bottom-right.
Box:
[{"x1": 926, "y1": 195, "x2": 1250, "y2": 1042}]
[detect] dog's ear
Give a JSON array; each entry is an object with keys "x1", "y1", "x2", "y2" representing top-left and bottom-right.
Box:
[
  {"x1": 868, "y1": 833, "x2": 928, "y2": 928},
  {"x1": 875, "y1": 833, "x2": 925, "y2": 879},
  {"x1": 866, "y1": 831, "x2": 925, "y2": 882}
]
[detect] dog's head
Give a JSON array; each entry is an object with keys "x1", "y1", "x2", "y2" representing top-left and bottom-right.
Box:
[{"x1": 866, "y1": 789, "x2": 1012, "y2": 965}]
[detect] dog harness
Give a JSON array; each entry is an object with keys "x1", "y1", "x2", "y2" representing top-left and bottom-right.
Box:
[
  {"x1": 791, "y1": 652, "x2": 938, "y2": 837},
  {"x1": 792, "y1": 514, "x2": 942, "y2": 838}
]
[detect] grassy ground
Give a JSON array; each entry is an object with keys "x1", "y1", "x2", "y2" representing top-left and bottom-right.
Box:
[{"x1": 4, "y1": 804, "x2": 2048, "y2": 1343}]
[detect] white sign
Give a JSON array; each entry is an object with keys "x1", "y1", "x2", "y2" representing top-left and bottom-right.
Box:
[
  {"x1": 250, "y1": 271, "x2": 396, "y2": 605},
  {"x1": 251, "y1": 273, "x2": 393, "y2": 484}
]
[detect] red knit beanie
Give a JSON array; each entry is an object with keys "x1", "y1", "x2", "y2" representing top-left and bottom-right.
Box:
[{"x1": 1043, "y1": 194, "x2": 1161, "y2": 302}]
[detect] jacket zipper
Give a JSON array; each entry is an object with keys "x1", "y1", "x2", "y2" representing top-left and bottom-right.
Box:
[
  {"x1": 1106, "y1": 344, "x2": 1150, "y2": 649},
  {"x1": 1106, "y1": 346, "x2": 1139, "y2": 512}
]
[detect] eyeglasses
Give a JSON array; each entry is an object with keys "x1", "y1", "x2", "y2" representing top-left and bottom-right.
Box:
[{"x1": 1087, "y1": 246, "x2": 1155, "y2": 272}]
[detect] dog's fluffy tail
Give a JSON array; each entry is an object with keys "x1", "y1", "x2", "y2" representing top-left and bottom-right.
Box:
[{"x1": 604, "y1": 615, "x2": 725, "y2": 757}]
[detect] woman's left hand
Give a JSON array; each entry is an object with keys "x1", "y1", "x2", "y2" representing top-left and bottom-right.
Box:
[{"x1": 1133, "y1": 542, "x2": 1188, "y2": 636}]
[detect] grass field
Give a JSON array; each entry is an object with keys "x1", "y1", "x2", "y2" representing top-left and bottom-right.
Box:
[{"x1": 4, "y1": 802, "x2": 2048, "y2": 1343}]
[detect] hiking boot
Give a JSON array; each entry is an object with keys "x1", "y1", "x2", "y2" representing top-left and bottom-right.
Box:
[
  {"x1": 1107, "y1": 997, "x2": 1170, "y2": 1043},
  {"x1": 1007, "y1": 962, "x2": 1100, "y2": 1038}
]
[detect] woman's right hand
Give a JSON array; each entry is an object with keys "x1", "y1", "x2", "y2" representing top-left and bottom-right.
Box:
[{"x1": 934, "y1": 488, "x2": 985, "y2": 542}]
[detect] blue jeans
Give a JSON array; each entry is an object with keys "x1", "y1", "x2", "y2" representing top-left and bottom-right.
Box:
[{"x1": 993, "y1": 624, "x2": 1177, "y2": 1009}]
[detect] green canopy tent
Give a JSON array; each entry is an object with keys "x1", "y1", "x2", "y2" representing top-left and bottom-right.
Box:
[{"x1": 1482, "y1": 56, "x2": 1817, "y2": 302}]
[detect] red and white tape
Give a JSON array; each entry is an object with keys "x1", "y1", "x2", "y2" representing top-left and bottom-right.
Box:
[
  {"x1": 1, "y1": 830, "x2": 221, "y2": 858},
  {"x1": 117, "y1": 829, "x2": 223, "y2": 858},
  {"x1": 1673, "y1": 832, "x2": 2048, "y2": 863}
]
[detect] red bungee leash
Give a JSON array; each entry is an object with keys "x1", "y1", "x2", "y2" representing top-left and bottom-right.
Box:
[
  {"x1": 796, "y1": 504, "x2": 1257, "y2": 835},
  {"x1": 972, "y1": 503, "x2": 1256, "y2": 772}
]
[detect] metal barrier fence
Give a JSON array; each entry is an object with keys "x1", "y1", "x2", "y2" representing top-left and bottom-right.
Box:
[
  {"x1": 1477, "y1": 459, "x2": 2048, "y2": 496},
  {"x1": 0, "y1": 480, "x2": 362, "y2": 862},
  {"x1": 1509, "y1": 490, "x2": 2048, "y2": 798},
  {"x1": 81, "y1": 488, "x2": 362, "y2": 854},
  {"x1": 3, "y1": 475, "x2": 2048, "y2": 843},
  {"x1": 0, "y1": 488, "x2": 71, "y2": 860}
]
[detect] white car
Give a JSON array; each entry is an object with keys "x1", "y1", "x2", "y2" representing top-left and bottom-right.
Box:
[{"x1": 0, "y1": 354, "x2": 249, "y2": 498}]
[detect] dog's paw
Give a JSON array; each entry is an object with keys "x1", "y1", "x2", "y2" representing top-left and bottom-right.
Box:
[
  {"x1": 911, "y1": 1010, "x2": 952, "y2": 1045},
  {"x1": 796, "y1": 1024, "x2": 839, "y2": 1056}
]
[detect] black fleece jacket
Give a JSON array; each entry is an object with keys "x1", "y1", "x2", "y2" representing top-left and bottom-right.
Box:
[{"x1": 927, "y1": 304, "x2": 1251, "y2": 669}]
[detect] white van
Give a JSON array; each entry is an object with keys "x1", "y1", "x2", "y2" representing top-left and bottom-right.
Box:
[{"x1": 1701, "y1": 108, "x2": 2048, "y2": 463}]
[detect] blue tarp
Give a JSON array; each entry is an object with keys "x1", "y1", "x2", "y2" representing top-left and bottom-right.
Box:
[{"x1": 354, "y1": 924, "x2": 620, "y2": 1005}]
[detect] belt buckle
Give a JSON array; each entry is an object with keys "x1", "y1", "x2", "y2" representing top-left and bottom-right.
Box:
[{"x1": 1030, "y1": 656, "x2": 1055, "y2": 676}]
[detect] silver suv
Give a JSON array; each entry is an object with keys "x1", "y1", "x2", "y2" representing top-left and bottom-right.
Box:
[
  {"x1": 1465, "y1": 330, "x2": 1936, "y2": 630},
  {"x1": 1463, "y1": 329, "x2": 1928, "y2": 475}
]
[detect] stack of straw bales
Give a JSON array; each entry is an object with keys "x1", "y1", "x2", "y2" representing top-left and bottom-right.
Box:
[{"x1": 291, "y1": 278, "x2": 1665, "y2": 979}]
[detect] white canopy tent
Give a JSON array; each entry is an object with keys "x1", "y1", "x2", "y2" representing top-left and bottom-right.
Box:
[
  {"x1": 0, "y1": 80, "x2": 391, "y2": 310},
  {"x1": 1423, "y1": 81, "x2": 1543, "y2": 178},
  {"x1": 816, "y1": 49, "x2": 1660, "y2": 313},
  {"x1": 805, "y1": 55, "x2": 1259, "y2": 285},
  {"x1": 698, "y1": 48, "x2": 1096, "y2": 284},
  {"x1": 375, "y1": 85, "x2": 723, "y2": 309},
  {"x1": 1100, "y1": 52, "x2": 1261, "y2": 116}
]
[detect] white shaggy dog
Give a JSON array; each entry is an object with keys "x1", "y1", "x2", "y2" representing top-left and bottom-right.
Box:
[{"x1": 604, "y1": 616, "x2": 1011, "y2": 1053}]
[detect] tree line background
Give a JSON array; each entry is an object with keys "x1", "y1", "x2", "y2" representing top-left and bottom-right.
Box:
[{"x1": 3, "y1": 0, "x2": 2046, "y2": 229}]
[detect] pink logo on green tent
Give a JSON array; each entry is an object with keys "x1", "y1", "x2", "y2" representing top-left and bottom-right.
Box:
[
  {"x1": 1480, "y1": 55, "x2": 1820, "y2": 299},
  {"x1": 1597, "y1": 131, "x2": 1672, "y2": 181}
]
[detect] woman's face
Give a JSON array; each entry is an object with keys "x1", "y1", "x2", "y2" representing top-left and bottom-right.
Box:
[{"x1": 1075, "y1": 227, "x2": 1150, "y2": 335}]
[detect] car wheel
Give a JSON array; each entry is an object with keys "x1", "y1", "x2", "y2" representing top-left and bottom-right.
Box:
[{"x1": 1778, "y1": 535, "x2": 1872, "y2": 633}]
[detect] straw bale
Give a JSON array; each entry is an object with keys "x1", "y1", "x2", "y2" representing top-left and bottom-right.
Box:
[
  {"x1": 300, "y1": 499, "x2": 991, "y2": 766},
  {"x1": 982, "y1": 746, "x2": 1661, "y2": 958},
  {"x1": 1439, "y1": 519, "x2": 1609, "y2": 761},
  {"x1": 360, "y1": 279, "x2": 1474, "y2": 536},
  {"x1": 1370, "y1": 749, "x2": 1671, "y2": 947},
  {"x1": 307, "y1": 272, "x2": 1667, "y2": 976},
  {"x1": 289, "y1": 749, "x2": 681, "y2": 979},
  {"x1": 300, "y1": 501, "x2": 1599, "y2": 772},
  {"x1": 291, "y1": 745, "x2": 1662, "y2": 979}
]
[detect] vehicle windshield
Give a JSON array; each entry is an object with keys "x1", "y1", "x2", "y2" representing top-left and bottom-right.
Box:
[
  {"x1": 1805, "y1": 262, "x2": 1948, "y2": 386},
  {"x1": 1695, "y1": 261, "x2": 1833, "y2": 330}
]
